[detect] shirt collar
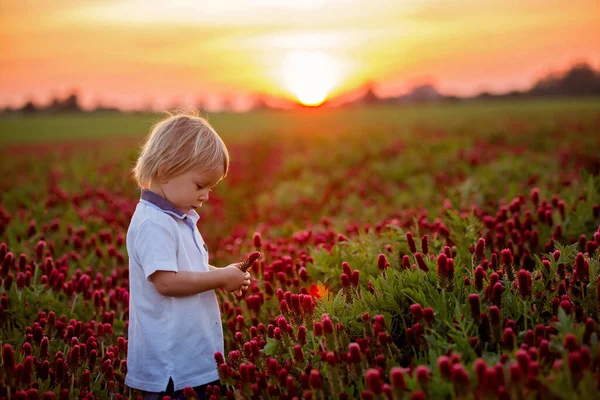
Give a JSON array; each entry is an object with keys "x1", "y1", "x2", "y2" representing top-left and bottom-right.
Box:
[{"x1": 140, "y1": 189, "x2": 199, "y2": 221}]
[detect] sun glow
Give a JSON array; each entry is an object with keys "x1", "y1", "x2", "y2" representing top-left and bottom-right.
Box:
[{"x1": 281, "y1": 50, "x2": 339, "y2": 106}]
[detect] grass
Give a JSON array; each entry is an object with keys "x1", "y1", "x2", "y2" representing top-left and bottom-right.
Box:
[{"x1": 0, "y1": 98, "x2": 599, "y2": 145}]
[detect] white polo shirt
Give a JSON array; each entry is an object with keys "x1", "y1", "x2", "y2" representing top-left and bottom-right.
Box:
[{"x1": 125, "y1": 189, "x2": 224, "y2": 392}]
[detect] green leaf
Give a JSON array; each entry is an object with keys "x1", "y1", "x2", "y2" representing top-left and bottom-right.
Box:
[{"x1": 261, "y1": 338, "x2": 278, "y2": 356}]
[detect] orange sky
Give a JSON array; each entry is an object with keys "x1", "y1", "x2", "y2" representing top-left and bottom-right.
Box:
[{"x1": 1, "y1": 0, "x2": 599, "y2": 110}]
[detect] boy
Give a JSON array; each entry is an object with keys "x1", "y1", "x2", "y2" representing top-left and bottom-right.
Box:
[{"x1": 126, "y1": 113, "x2": 250, "y2": 399}]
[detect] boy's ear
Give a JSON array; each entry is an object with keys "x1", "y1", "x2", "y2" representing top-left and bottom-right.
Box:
[{"x1": 156, "y1": 164, "x2": 169, "y2": 184}]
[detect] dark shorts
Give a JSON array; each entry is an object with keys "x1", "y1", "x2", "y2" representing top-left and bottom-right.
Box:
[{"x1": 141, "y1": 377, "x2": 224, "y2": 400}]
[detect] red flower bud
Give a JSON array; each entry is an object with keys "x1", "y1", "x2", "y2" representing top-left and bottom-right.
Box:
[
  {"x1": 299, "y1": 268, "x2": 308, "y2": 282},
  {"x1": 517, "y1": 270, "x2": 532, "y2": 299},
  {"x1": 79, "y1": 369, "x2": 91, "y2": 391},
  {"x1": 468, "y1": 294, "x2": 481, "y2": 320},
  {"x1": 437, "y1": 355, "x2": 451, "y2": 379},
  {"x1": 568, "y1": 351, "x2": 582, "y2": 380},
  {"x1": 182, "y1": 386, "x2": 197, "y2": 398},
  {"x1": 421, "y1": 235, "x2": 429, "y2": 255},
  {"x1": 390, "y1": 367, "x2": 406, "y2": 389},
  {"x1": 574, "y1": 253, "x2": 589, "y2": 283},
  {"x1": 351, "y1": 270, "x2": 360, "y2": 287},
  {"x1": 253, "y1": 232, "x2": 262, "y2": 249},
  {"x1": 492, "y1": 282, "x2": 504, "y2": 307},
  {"x1": 293, "y1": 345, "x2": 305, "y2": 362},
  {"x1": 313, "y1": 322, "x2": 323, "y2": 337},
  {"x1": 361, "y1": 391, "x2": 374, "y2": 400},
  {"x1": 402, "y1": 255, "x2": 411, "y2": 270},
  {"x1": 367, "y1": 280, "x2": 375, "y2": 294},
  {"x1": 239, "y1": 251, "x2": 261, "y2": 273},
  {"x1": 501, "y1": 249, "x2": 512, "y2": 265},
  {"x1": 436, "y1": 254, "x2": 447, "y2": 276},
  {"x1": 322, "y1": 315, "x2": 334, "y2": 335},
  {"x1": 406, "y1": 232, "x2": 417, "y2": 253},
  {"x1": 411, "y1": 391, "x2": 426, "y2": 400},
  {"x1": 35, "y1": 240, "x2": 46, "y2": 261},
  {"x1": 473, "y1": 359, "x2": 487, "y2": 386},
  {"x1": 423, "y1": 307, "x2": 434, "y2": 324},
  {"x1": 415, "y1": 252, "x2": 428, "y2": 272},
  {"x1": 509, "y1": 361, "x2": 523, "y2": 383},
  {"x1": 349, "y1": 343, "x2": 362, "y2": 364},
  {"x1": 21, "y1": 341, "x2": 32, "y2": 357},
  {"x1": 580, "y1": 347, "x2": 591, "y2": 370},
  {"x1": 280, "y1": 299, "x2": 290, "y2": 314},
  {"x1": 298, "y1": 325, "x2": 307, "y2": 346},
  {"x1": 490, "y1": 253, "x2": 498, "y2": 271},
  {"x1": 410, "y1": 304, "x2": 424, "y2": 321},
  {"x1": 286, "y1": 375, "x2": 297, "y2": 397},
  {"x1": 365, "y1": 369, "x2": 383, "y2": 394},
  {"x1": 503, "y1": 328, "x2": 515, "y2": 351},
  {"x1": 451, "y1": 363, "x2": 469, "y2": 389},
  {"x1": 236, "y1": 315, "x2": 246, "y2": 330},
  {"x1": 415, "y1": 365, "x2": 430, "y2": 386},
  {"x1": 309, "y1": 369, "x2": 322, "y2": 389},
  {"x1": 341, "y1": 262, "x2": 352, "y2": 276},
  {"x1": 442, "y1": 246, "x2": 452, "y2": 258},
  {"x1": 587, "y1": 241, "x2": 598, "y2": 257},
  {"x1": 302, "y1": 296, "x2": 314, "y2": 316},
  {"x1": 560, "y1": 299, "x2": 572, "y2": 315},
  {"x1": 564, "y1": 333, "x2": 578, "y2": 352},
  {"x1": 247, "y1": 363, "x2": 257, "y2": 383},
  {"x1": 377, "y1": 254, "x2": 388, "y2": 272},
  {"x1": 214, "y1": 351, "x2": 225, "y2": 366},
  {"x1": 340, "y1": 273, "x2": 350, "y2": 288},
  {"x1": 531, "y1": 188, "x2": 540, "y2": 206},
  {"x1": 326, "y1": 351, "x2": 336, "y2": 367},
  {"x1": 447, "y1": 258, "x2": 455, "y2": 277},
  {"x1": 16, "y1": 272, "x2": 26, "y2": 289},
  {"x1": 542, "y1": 259, "x2": 551, "y2": 273},
  {"x1": 475, "y1": 238, "x2": 485, "y2": 258},
  {"x1": 474, "y1": 266, "x2": 486, "y2": 291}
]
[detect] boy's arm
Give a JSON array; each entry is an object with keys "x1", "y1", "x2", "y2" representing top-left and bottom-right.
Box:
[
  {"x1": 208, "y1": 264, "x2": 218, "y2": 271},
  {"x1": 150, "y1": 269, "x2": 224, "y2": 297}
]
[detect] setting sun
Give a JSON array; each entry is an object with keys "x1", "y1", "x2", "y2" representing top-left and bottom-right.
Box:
[{"x1": 282, "y1": 51, "x2": 339, "y2": 107}]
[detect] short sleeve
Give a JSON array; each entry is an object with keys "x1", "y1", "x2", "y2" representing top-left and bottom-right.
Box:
[{"x1": 134, "y1": 220, "x2": 178, "y2": 282}]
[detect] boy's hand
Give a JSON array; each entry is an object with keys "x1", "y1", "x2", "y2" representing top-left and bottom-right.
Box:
[
  {"x1": 220, "y1": 264, "x2": 249, "y2": 293},
  {"x1": 234, "y1": 271, "x2": 251, "y2": 298},
  {"x1": 234, "y1": 252, "x2": 260, "y2": 297}
]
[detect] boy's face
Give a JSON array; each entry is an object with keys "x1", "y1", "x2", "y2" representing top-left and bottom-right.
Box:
[{"x1": 157, "y1": 165, "x2": 224, "y2": 214}]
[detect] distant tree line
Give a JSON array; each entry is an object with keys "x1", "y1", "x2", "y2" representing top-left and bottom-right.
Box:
[
  {"x1": 3, "y1": 62, "x2": 600, "y2": 115},
  {"x1": 344, "y1": 62, "x2": 600, "y2": 107},
  {"x1": 2, "y1": 93, "x2": 120, "y2": 115}
]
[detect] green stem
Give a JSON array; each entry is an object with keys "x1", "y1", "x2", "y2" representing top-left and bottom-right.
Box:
[
  {"x1": 32, "y1": 262, "x2": 40, "y2": 287},
  {"x1": 70, "y1": 294, "x2": 78, "y2": 314},
  {"x1": 523, "y1": 300, "x2": 528, "y2": 333}
]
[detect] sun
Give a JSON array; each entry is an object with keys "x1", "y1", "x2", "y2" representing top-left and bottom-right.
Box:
[{"x1": 282, "y1": 50, "x2": 339, "y2": 107}]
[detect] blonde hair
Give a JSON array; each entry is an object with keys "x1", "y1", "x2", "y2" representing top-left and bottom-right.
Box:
[{"x1": 133, "y1": 112, "x2": 229, "y2": 188}]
